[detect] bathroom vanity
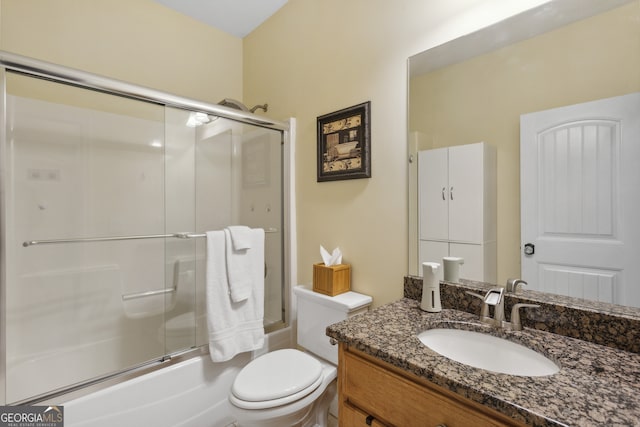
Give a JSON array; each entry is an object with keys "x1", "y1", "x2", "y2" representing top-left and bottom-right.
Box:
[
  {"x1": 327, "y1": 279, "x2": 640, "y2": 426},
  {"x1": 339, "y1": 344, "x2": 521, "y2": 426}
]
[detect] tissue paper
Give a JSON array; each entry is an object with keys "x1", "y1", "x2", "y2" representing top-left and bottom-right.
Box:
[
  {"x1": 314, "y1": 245, "x2": 350, "y2": 296},
  {"x1": 320, "y1": 245, "x2": 342, "y2": 266}
]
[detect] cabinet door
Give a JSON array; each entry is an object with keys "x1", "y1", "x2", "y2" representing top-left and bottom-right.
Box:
[
  {"x1": 341, "y1": 402, "x2": 389, "y2": 427},
  {"x1": 418, "y1": 148, "x2": 448, "y2": 241},
  {"x1": 419, "y1": 240, "x2": 448, "y2": 281},
  {"x1": 341, "y1": 348, "x2": 521, "y2": 427},
  {"x1": 448, "y1": 143, "x2": 484, "y2": 243},
  {"x1": 449, "y1": 243, "x2": 485, "y2": 282}
]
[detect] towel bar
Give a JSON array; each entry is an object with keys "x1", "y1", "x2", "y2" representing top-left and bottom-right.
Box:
[{"x1": 22, "y1": 228, "x2": 278, "y2": 247}]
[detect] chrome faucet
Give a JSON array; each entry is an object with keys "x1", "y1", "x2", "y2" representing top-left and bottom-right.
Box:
[
  {"x1": 508, "y1": 303, "x2": 539, "y2": 331},
  {"x1": 466, "y1": 287, "x2": 505, "y2": 327},
  {"x1": 466, "y1": 281, "x2": 539, "y2": 331},
  {"x1": 506, "y1": 278, "x2": 527, "y2": 293}
]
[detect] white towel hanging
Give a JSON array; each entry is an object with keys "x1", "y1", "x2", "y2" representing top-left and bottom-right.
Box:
[
  {"x1": 225, "y1": 228, "x2": 253, "y2": 303},
  {"x1": 206, "y1": 228, "x2": 265, "y2": 362}
]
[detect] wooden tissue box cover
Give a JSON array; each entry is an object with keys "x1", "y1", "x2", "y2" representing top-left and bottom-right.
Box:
[{"x1": 313, "y1": 263, "x2": 351, "y2": 296}]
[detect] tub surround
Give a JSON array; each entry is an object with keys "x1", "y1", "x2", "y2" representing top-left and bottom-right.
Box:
[{"x1": 327, "y1": 278, "x2": 640, "y2": 426}]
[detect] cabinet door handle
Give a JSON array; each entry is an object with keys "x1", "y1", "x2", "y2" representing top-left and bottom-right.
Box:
[
  {"x1": 365, "y1": 415, "x2": 375, "y2": 426},
  {"x1": 442, "y1": 187, "x2": 446, "y2": 200},
  {"x1": 450, "y1": 186, "x2": 454, "y2": 200}
]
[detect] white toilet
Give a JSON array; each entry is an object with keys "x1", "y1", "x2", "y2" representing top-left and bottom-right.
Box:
[{"x1": 228, "y1": 285, "x2": 372, "y2": 427}]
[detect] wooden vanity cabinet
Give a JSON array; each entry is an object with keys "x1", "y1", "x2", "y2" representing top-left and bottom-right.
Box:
[{"x1": 338, "y1": 344, "x2": 525, "y2": 427}]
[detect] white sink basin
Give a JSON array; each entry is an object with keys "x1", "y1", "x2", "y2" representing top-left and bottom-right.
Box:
[{"x1": 418, "y1": 328, "x2": 559, "y2": 377}]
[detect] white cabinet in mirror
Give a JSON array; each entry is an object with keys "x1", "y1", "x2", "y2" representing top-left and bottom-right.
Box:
[{"x1": 418, "y1": 142, "x2": 496, "y2": 283}]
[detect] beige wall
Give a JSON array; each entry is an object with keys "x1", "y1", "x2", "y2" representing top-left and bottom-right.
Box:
[
  {"x1": 409, "y1": 2, "x2": 640, "y2": 286},
  {"x1": 243, "y1": 0, "x2": 550, "y2": 306},
  {"x1": 0, "y1": 0, "x2": 556, "y2": 308},
  {"x1": 0, "y1": 0, "x2": 243, "y2": 104}
]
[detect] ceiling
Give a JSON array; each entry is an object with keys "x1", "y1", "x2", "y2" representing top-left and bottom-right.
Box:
[{"x1": 153, "y1": 0, "x2": 288, "y2": 38}]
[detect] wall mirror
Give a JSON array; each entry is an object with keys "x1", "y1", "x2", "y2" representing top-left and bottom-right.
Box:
[{"x1": 408, "y1": 0, "x2": 640, "y2": 308}]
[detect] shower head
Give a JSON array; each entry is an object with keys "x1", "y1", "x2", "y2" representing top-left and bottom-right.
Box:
[
  {"x1": 217, "y1": 98, "x2": 268, "y2": 114},
  {"x1": 218, "y1": 98, "x2": 249, "y2": 112},
  {"x1": 250, "y1": 103, "x2": 268, "y2": 113}
]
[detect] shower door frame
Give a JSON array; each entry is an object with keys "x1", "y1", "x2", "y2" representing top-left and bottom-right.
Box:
[{"x1": 0, "y1": 50, "x2": 294, "y2": 405}]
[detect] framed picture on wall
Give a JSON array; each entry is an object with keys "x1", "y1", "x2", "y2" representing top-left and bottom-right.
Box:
[{"x1": 317, "y1": 101, "x2": 371, "y2": 182}]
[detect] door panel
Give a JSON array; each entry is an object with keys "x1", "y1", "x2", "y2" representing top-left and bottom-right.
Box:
[
  {"x1": 450, "y1": 243, "x2": 485, "y2": 282},
  {"x1": 539, "y1": 122, "x2": 616, "y2": 237},
  {"x1": 539, "y1": 264, "x2": 616, "y2": 302},
  {"x1": 449, "y1": 144, "x2": 483, "y2": 243},
  {"x1": 418, "y1": 148, "x2": 448, "y2": 241},
  {"x1": 419, "y1": 241, "x2": 489, "y2": 282},
  {"x1": 521, "y1": 92, "x2": 640, "y2": 307}
]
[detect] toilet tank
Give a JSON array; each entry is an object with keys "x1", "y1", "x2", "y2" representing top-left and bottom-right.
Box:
[{"x1": 294, "y1": 285, "x2": 372, "y2": 365}]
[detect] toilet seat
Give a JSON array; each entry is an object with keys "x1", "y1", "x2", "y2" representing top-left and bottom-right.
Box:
[{"x1": 230, "y1": 349, "x2": 323, "y2": 410}]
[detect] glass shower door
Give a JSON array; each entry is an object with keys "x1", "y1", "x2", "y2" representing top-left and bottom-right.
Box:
[
  {"x1": 3, "y1": 73, "x2": 194, "y2": 403},
  {"x1": 161, "y1": 110, "x2": 286, "y2": 351},
  {"x1": 2, "y1": 70, "x2": 286, "y2": 404},
  {"x1": 192, "y1": 118, "x2": 285, "y2": 342}
]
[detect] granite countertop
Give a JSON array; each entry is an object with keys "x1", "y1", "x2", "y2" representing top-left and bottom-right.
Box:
[{"x1": 327, "y1": 298, "x2": 640, "y2": 427}]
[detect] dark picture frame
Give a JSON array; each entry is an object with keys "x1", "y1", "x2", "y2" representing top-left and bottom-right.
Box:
[{"x1": 317, "y1": 101, "x2": 371, "y2": 182}]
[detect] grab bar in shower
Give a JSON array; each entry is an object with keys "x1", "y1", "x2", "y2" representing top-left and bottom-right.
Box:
[{"x1": 22, "y1": 228, "x2": 279, "y2": 247}]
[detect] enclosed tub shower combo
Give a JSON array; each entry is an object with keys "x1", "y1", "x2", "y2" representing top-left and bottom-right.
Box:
[{"x1": 0, "y1": 51, "x2": 294, "y2": 426}]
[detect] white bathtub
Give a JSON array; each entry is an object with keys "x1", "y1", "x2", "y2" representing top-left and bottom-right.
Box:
[{"x1": 63, "y1": 328, "x2": 292, "y2": 427}]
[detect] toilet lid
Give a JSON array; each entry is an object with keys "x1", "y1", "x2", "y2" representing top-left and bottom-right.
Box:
[{"x1": 231, "y1": 349, "x2": 323, "y2": 403}]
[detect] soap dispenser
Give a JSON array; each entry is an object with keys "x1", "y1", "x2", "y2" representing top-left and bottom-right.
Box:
[
  {"x1": 443, "y1": 256, "x2": 464, "y2": 283},
  {"x1": 420, "y1": 262, "x2": 441, "y2": 313}
]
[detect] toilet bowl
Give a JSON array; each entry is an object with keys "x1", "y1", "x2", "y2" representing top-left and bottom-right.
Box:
[
  {"x1": 228, "y1": 286, "x2": 372, "y2": 427},
  {"x1": 229, "y1": 349, "x2": 337, "y2": 427}
]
